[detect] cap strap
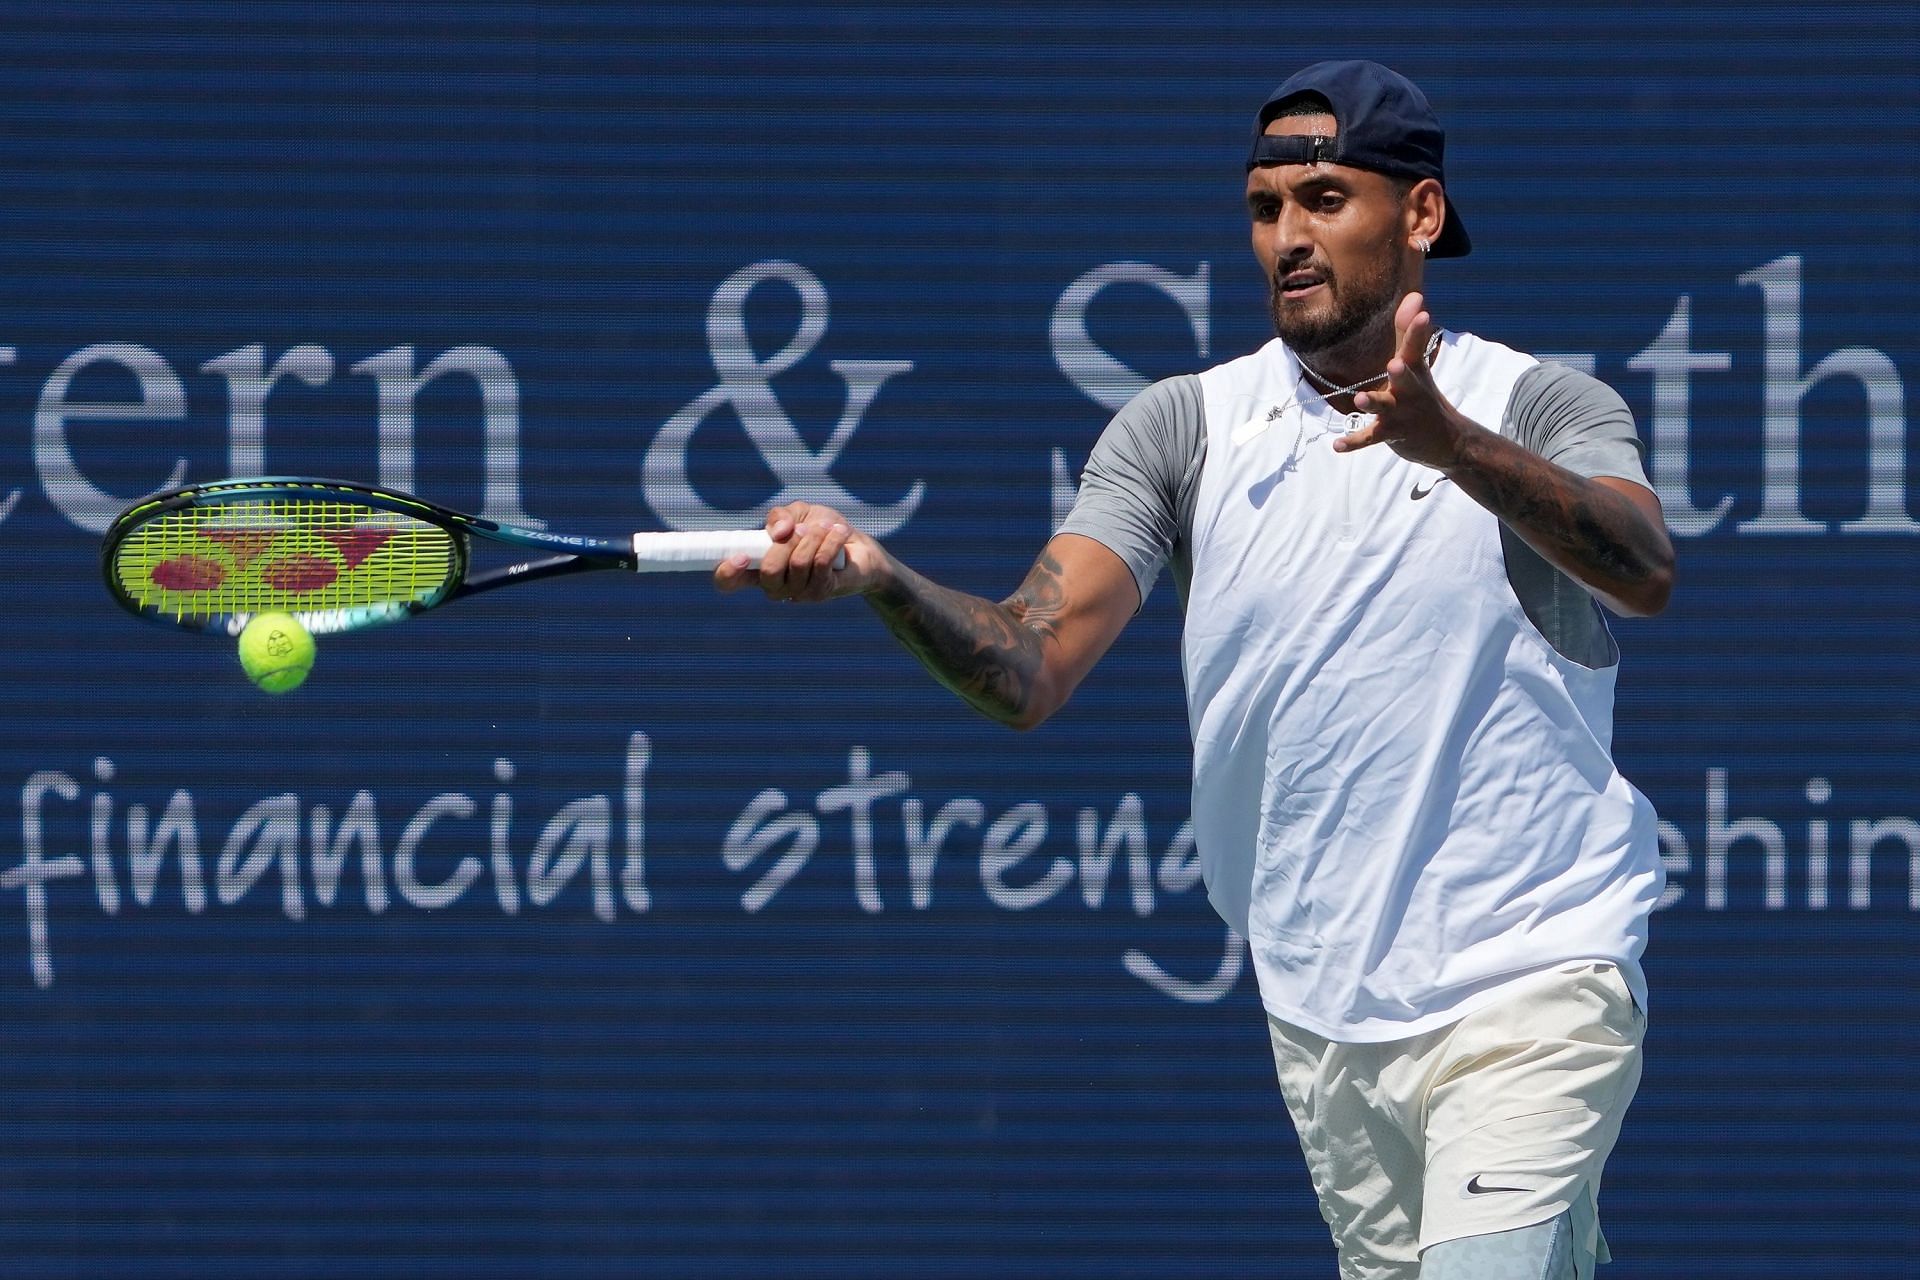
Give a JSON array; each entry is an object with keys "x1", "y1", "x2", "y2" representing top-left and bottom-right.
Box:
[{"x1": 1247, "y1": 133, "x2": 1339, "y2": 171}]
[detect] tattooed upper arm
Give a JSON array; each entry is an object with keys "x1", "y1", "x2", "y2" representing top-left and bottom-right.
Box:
[
  {"x1": 1001, "y1": 535, "x2": 1143, "y2": 725},
  {"x1": 1002, "y1": 548, "x2": 1069, "y2": 642}
]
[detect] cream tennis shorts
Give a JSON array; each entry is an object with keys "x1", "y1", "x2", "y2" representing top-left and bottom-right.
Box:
[{"x1": 1266, "y1": 961, "x2": 1645, "y2": 1280}]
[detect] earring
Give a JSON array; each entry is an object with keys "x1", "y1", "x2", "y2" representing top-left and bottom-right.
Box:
[{"x1": 1413, "y1": 236, "x2": 1432, "y2": 255}]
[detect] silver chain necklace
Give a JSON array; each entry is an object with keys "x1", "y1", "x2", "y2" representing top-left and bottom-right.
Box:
[
  {"x1": 1229, "y1": 331, "x2": 1448, "y2": 456},
  {"x1": 1294, "y1": 330, "x2": 1444, "y2": 404},
  {"x1": 1229, "y1": 330, "x2": 1447, "y2": 463}
]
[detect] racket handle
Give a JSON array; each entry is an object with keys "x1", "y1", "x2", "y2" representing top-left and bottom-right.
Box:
[{"x1": 629, "y1": 530, "x2": 846, "y2": 573}]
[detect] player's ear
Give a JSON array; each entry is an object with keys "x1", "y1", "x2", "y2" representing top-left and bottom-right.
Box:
[{"x1": 1403, "y1": 177, "x2": 1447, "y2": 255}]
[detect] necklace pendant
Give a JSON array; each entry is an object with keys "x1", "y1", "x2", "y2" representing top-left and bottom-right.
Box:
[{"x1": 1230, "y1": 402, "x2": 1292, "y2": 447}]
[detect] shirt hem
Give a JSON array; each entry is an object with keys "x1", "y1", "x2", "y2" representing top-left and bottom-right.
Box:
[{"x1": 1257, "y1": 953, "x2": 1646, "y2": 1044}]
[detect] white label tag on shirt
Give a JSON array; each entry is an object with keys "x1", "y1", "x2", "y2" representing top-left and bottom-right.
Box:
[{"x1": 1231, "y1": 403, "x2": 1290, "y2": 447}]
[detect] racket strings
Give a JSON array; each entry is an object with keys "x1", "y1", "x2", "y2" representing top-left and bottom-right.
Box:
[{"x1": 111, "y1": 498, "x2": 459, "y2": 621}]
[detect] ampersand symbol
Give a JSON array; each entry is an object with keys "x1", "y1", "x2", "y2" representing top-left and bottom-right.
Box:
[{"x1": 643, "y1": 260, "x2": 925, "y2": 534}]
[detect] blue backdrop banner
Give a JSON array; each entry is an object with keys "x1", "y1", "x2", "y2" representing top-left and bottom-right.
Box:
[{"x1": 1, "y1": 4, "x2": 1914, "y2": 1277}]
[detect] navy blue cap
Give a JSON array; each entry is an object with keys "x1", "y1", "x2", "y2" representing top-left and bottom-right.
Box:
[{"x1": 1248, "y1": 60, "x2": 1471, "y2": 258}]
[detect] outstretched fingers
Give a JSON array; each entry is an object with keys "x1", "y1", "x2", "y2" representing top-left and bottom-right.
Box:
[
  {"x1": 1394, "y1": 291, "x2": 1431, "y2": 364},
  {"x1": 1331, "y1": 413, "x2": 1383, "y2": 453}
]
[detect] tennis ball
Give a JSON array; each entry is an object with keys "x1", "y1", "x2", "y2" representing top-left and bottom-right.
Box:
[{"x1": 238, "y1": 613, "x2": 315, "y2": 694}]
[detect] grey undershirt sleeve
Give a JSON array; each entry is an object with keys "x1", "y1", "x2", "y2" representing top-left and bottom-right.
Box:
[
  {"x1": 1055, "y1": 375, "x2": 1207, "y2": 608},
  {"x1": 1498, "y1": 361, "x2": 1655, "y2": 668},
  {"x1": 1503, "y1": 361, "x2": 1652, "y2": 489}
]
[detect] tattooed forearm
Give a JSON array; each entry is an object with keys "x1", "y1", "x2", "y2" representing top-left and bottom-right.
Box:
[
  {"x1": 865, "y1": 550, "x2": 1069, "y2": 725},
  {"x1": 1448, "y1": 429, "x2": 1675, "y2": 616}
]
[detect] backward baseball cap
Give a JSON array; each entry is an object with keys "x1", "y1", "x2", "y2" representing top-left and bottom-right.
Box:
[{"x1": 1248, "y1": 59, "x2": 1471, "y2": 258}]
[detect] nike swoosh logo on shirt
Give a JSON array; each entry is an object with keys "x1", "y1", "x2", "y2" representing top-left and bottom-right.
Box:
[
  {"x1": 1463, "y1": 1175, "x2": 1534, "y2": 1196},
  {"x1": 1409, "y1": 476, "x2": 1448, "y2": 500}
]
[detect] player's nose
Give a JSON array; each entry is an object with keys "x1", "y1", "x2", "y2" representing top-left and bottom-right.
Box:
[{"x1": 1259, "y1": 208, "x2": 1315, "y2": 266}]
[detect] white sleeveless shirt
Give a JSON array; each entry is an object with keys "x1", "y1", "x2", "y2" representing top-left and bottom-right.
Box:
[{"x1": 1184, "y1": 332, "x2": 1663, "y2": 1041}]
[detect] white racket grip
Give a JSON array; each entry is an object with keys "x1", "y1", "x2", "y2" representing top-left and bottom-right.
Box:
[{"x1": 628, "y1": 529, "x2": 846, "y2": 573}]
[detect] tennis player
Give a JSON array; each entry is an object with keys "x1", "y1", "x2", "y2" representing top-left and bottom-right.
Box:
[{"x1": 717, "y1": 59, "x2": 1673, "y2": 1280}]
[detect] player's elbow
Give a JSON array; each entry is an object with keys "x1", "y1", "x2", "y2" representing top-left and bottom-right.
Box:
[
  {"x1": 1002, "y1": 674, "x2": 1072, "y2": 732},
  {"x1": 1003, "y1": 696, "x2": 1056, "y2": 733},
  {"x1": 1642, "y1": 564, "x2": 1675, "y2": 616},
  {"x1": 959, "y1": 683, "x2": 1053, "y2": 732},
  {"x1": 1614, "y1": 556, "x2": 1675, "y2": 617}
]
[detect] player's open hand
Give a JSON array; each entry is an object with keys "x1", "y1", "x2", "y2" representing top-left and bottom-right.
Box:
[
  {"x1": 1332, "y1": 292, "x2": 1478, "y2": 470},
  {"x1": 712, "y1": 502, "x2": 888, "y2": 603}
]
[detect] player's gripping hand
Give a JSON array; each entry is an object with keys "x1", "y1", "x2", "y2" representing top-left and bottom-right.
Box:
[
  {"x1": 1333, "y1": 291, "x2": 1483, "y2": 470},
  {"x1": 712, "y1": 502, "x2": 888, "y2": 603}
]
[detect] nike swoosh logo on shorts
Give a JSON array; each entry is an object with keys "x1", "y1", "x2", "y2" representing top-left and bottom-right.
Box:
[
  {"x1": 1463, "y1": 1175, "x2": 1533, "y2": 1196},
  {"x1": 1409, "y1": 476, "x2": 1447, "y2": 500}
]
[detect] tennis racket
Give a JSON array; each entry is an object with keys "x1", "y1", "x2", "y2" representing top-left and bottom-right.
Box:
[{"x1": 103, "y1": 477, "x2": 807, "y2": 635}]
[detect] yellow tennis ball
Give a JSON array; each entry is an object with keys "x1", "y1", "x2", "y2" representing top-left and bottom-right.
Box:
[{"x1": 238, "y1": 613, "x2": 315, "y2": 694}]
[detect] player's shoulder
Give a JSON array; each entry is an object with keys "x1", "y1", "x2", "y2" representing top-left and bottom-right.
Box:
[
  {"x1": 1123, "y1": 372, "x2": 1206, "y2": 414},
  {"x1": 1507, "y1": 359, "x2": 1634, "y2": 429},
  {"x1": 1440, "y1": 328, "x2": 1542, "y2": 387},
  {"x1": 1087, "y1": 375, "x2": 1207, "y2": 490},
  {"x1": 1104, "y1": 374, "x2": 1206, "y2": 443},
  {"x1": 1443, "y1": 330, "x2": 1633, "y2": 430},
  {"x1": 1195, "y1": 339, "x2": 1285, "y2": 397}
]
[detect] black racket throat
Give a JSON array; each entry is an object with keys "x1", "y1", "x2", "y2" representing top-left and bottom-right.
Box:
[{"x1": 457, "y1": 552, "x2": 618, "y2": 599}]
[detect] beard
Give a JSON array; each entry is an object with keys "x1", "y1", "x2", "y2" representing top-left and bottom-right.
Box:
[{"x1": 1268, "y1": 245, "x2": 1403, "y2": 358}]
